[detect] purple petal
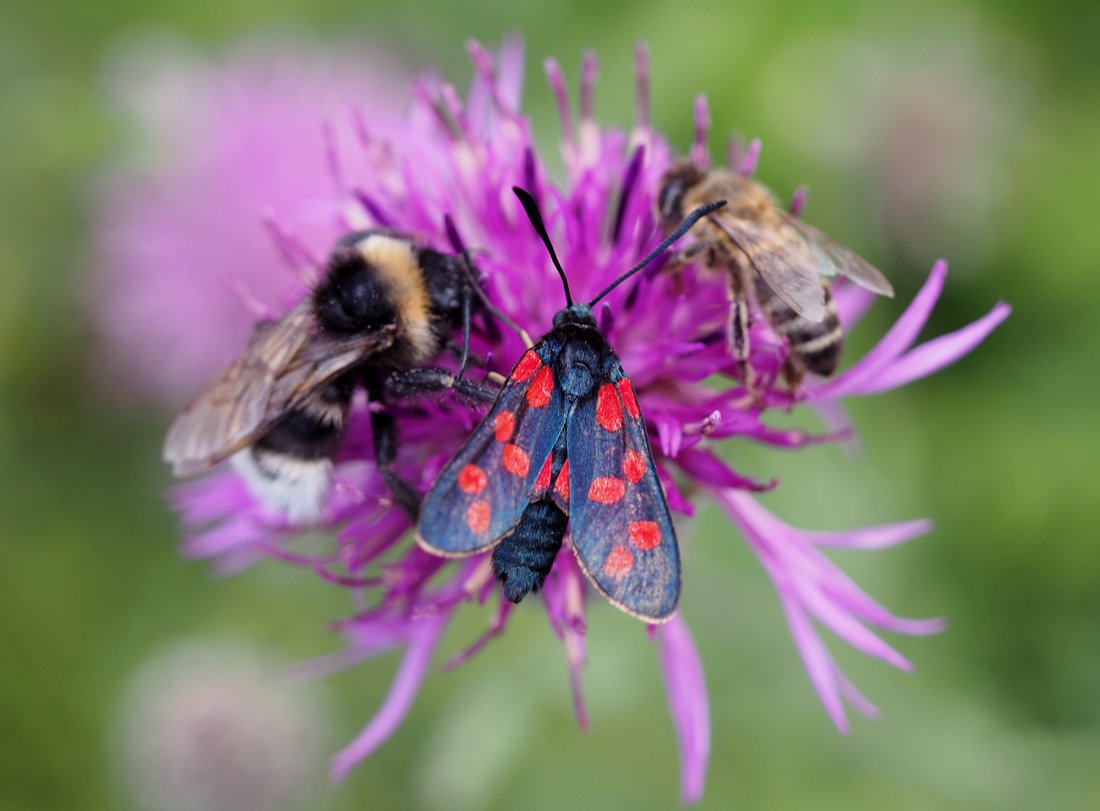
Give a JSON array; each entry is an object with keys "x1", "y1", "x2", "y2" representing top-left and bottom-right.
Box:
[
  {"x1": 809, "y1": 260, "x2": 947, "y2": 400},
  {"x1": 777, "y1": 593, "x2": 848, "y2": 733},
  {"x1": 858, "y1": 302, "x2": 1011, "y2": 395},
  {"x1": 330, "y1": 610, "x2": 451, "y2": 779},
  {"x1": 656, "y1": 615, "x2": 710, "y2": 804},
  {"x1": 806, "y1": 518, "x2": 933, "y2": 549}
]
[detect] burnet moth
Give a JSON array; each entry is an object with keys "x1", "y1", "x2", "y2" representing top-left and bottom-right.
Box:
[{"x1": 416, "y1": 188, "x2": 726, "y2": 622}]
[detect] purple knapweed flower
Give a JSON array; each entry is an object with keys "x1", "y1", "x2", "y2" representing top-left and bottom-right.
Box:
[{"x1": 156, "y1": 39, "x2": 1008, "y2": 803}]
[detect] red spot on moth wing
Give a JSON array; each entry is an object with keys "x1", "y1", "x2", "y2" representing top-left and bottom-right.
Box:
[
  {"x1": 466, "y1": 500, "x2": 491, "y2": 533},
  {"x1": 458, "y1": 464, "x2": 488, "y2": 494},
  {"x1": 534, "y1": 455, "x2": 552, "y2": 491},
  {"x1": 493, "y1": 410, "x2": 515, "y2": 442},
  {"x1": 618, "y1": 379, "x2": 640, "y2": 419},
  {"x1": 587, "y1": 476, "x2": 625, "y2": 504},
  {"x1": 502, "y1": 444, "x2": 531, "y2": 477},
  {"x1": 554, "y1": 460, "x2": 570, "y2": 502},
  {"x1": 628, "y1": 521, "x2": 661, "y2": 550},
  {"x1": 603, "y1": 544, "x2": 634, "y2": 578},
  {"x1": 596, "y1": 383, "x2": 623, "y2": 432},
  {"x1": 512, "y1": 350, "x2": 541, "y2": 382},
  {"x1": 526, "y1": 365, "x2": 554, "y2": 408},
  {"x1": 623, "y1": 450, "x2": 646, "y2": 483}
]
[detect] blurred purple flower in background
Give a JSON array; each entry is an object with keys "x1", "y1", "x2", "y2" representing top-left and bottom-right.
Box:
[
  {"x1": 117, "y1": 637, "x2": 327, "y2": 811},
  {"x1": 95, "y1": 38, "x2": 1008, "y2": 803},
  {"x1": 91, "y1": 34, "x2": 408, "y2": 404}
]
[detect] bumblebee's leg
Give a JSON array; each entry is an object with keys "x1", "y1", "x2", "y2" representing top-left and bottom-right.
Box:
[
  {"x1": 369, "y1": 406, "x2": 423, "y2": 521},
  {"x1": 385, "y1": 367, "x2": 498, "y2": 405}
]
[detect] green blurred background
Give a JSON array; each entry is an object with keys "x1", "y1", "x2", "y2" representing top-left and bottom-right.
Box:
[{"x1": 3, "y1": 0, "x2": 1098, "y2": 809}]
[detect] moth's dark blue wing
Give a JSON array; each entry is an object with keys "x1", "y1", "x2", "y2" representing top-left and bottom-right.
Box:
[
  {"x1": 417, "y1": 346, "x2": 566, "y2": 555},
  {"x1": 565, "y1": 372, "x2": 680, "y2": 622}
]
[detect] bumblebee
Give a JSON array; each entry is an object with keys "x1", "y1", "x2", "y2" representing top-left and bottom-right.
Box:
[
  {"x1": 163, "y1": 231, "x2": 493, "y2": 523},
  {"x1": 658, "y1": 162, "x2": 894, "y2": 388}
]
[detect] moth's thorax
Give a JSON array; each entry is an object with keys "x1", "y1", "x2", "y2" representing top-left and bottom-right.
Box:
[{"x1": 549, "y1": 320, "x2": 612, "y2": 400}]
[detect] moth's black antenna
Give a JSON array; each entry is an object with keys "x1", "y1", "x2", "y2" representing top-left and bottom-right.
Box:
[
  {"x1": 588, "y1": 199, "x2": 726, "y2": 306},
  {"x1": 513, "y1": 186, "x2": 573, "y2": 307}
]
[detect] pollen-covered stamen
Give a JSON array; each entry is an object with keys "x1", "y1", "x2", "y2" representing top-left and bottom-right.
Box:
[
  {"x1": 691, "y1": 94, "x2": 710, "y2": 167},
  {"x1": 261, "y1": 211, "x2": 319, "y2": 276},
  {"x1": 623, "y1": 450, "x2": 646, "y2": 483},
  {"x1": 628, "y1": 521, "x2": 661, "y2": 550},
  {"x1": 466, "y1": 40, "x2": 509, "y2": 114},
  {"x1": 633, "y1": 42, "x2": 650, "y2": 131},
  {"x1": 611, "y1": 145, "x2": 646, "y2": 245},
  {"x1": 466, "y1": 500, "x2": 491, "y2": 533},
  {"x1": 351, "y1": 189, "x2": 393, "y2": 228},
  {"x1": 322, "y1": 119, "x2": 344, "y2": 193},
  {"x1": 789, "y1": 185, "x2": 809, "y2": 217},
  {"x1": 493, "y1": 411, "x2": 515, "y2": 442},
  {"x1": 522, "y1": 148, "x2": 539, "y2": 201},
  {"x1": 555, "y1": 460, "x2": 570, "y2": 502},
  {"x1": 544, "y1": 58, "x2": 574, "y2": 145},
  {"x1": 440, "y1": 84, "x2": 471, "y2": 139},
  {"x1": 502, "y1": 444, "x2": 531, "y2": 477},
  {"x1": 588, "y1": 476, "x2": 625, "y2": 504},
  {"x1": 684, "y1": 410, "x2": 722, "y2": 437},
  {"x1": 579, "y1": 51, "x2": 598, "y2": 124},
  {"x1": 596, "y1": 384, "x2": 623, "y2": 431},
  {"x1": 527, "y1": 365, "x2": 554, "y2": 408},
  {"x1": 458, "y1": 464, "x2": 488, "y2": 494},
  {"x1": 603, "y1": 544, "x2": 634, "y2": 578},
  {"x1": 738, "y1": 137, "x2": 762, "y2": 178},
  {"x1": 414, "y1": 79, "x2": 462, "y2": 141}
]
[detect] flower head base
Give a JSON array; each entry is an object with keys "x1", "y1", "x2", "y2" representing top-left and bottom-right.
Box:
[{"x1": 160, "y1": 40, "x2": 1009, "y2": 803}]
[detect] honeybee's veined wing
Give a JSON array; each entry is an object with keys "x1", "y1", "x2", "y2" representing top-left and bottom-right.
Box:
[
  {"x1": 163, "y1": 301, "x2": 395, "y2": 475},
  {"x1": 786, "y1": 216, "x2": 894, "y2": 297},
  {"x1": 708, "y1": 214, "x2": 828, "y2": 322}
]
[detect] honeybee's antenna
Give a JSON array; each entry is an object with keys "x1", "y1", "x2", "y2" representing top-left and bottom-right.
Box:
[
  {"x1": 588, "y1": 199, "x2": 727, "y2": 306},
  {"x1": 512, "y1": 187, "x2": 573, "y2": 307}
]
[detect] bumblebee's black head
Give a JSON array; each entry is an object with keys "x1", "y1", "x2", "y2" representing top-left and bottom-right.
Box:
[
  {"x1": 657, "y1": 162, "x2": 705, "y2": 234},
  {"x1": 312, "y1": 247, "x2": 397, "y2": 334}
]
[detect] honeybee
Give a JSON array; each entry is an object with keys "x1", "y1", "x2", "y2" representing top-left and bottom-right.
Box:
[
  {"x1": 657, "y1": 162, "x2": 894, "y2": 388},
  {"x1": 163, "y1": 230, "x2": 494, "y2": 524}
]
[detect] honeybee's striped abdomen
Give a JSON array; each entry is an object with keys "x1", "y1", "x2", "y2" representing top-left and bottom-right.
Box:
[{"x1": 756, "y1": 278, "x2": 843, "y2": 378}]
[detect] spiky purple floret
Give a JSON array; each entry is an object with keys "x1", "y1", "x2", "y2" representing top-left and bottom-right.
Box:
[{"x1": 165, "y1": 40, "x2": 1009, "y2": 803}]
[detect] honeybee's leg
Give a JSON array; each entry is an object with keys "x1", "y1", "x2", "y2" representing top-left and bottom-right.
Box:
[
  {"x1": 727, "y1": 265, "x2": 760, "y2": 402},
  {"x1": 781, "y1": 355, "x2": 806, "y2": 390},
  {"x1": 664, "y1": 240, "x2": 711, "y2": 271}
]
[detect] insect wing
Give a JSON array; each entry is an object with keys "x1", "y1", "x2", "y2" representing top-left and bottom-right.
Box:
[
  {"x1": 710, "y1": 215, "x2": 828, "y2": 322},
  {"x1": 787, "y1": 216, "x2": 894, "y2": 297},
  {"x1": 565, "y1": 370, "x2": 680, "y2": 622},
  {"x1": 418, "y1": 345, "x2": 566, "y2": 556},
  {"x1": 163, "y1": 301, "x2": 395, "y2": 474}
]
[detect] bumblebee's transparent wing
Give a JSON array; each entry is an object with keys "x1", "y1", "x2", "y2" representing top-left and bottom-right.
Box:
[
  {"x1": 708, "y1": 214, "x2": 828, "y2": 322},
  {"x1": 787, "y1": 216, "x2": 894, "y2": 297},
  {"x1": 163, "y1": 301, "x2": 395, "y2": 474}
]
